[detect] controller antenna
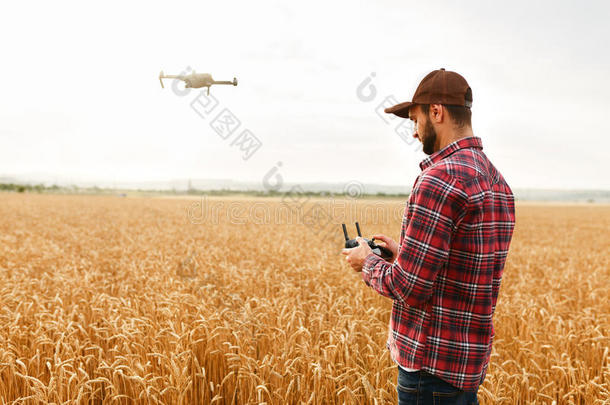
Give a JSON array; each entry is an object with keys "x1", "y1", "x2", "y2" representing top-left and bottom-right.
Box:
[
  {"x1": 355, "y1": 222, "x2": 362, "y2": 237},
  {"x1": 342, "y1": 223, "x2": 350, "y2": 241}
]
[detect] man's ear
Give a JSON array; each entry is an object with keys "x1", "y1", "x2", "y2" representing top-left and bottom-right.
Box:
[{"x1": 429, "y1": 104, "x2": 444, "y2": 124}]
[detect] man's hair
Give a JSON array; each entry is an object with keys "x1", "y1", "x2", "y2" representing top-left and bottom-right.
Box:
[{"x1": 420, "y1": 103, "x2": 472, "y2": 128}]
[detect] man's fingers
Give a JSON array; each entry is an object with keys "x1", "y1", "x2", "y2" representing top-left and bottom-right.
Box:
[
  {"x1": 341, "y1": 248, "x2": 351, "y2": 255},
  {"x1": 373, "y1": 234, "x2": 396, "y2": 250},
  {"x1": 372, "y1": 234, "x2": 388, "y2": 242}
]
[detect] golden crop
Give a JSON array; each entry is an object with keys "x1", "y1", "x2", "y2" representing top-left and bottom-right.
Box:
[{"x1": 0, "y1": 194, "x2": 608, "y2": 404}]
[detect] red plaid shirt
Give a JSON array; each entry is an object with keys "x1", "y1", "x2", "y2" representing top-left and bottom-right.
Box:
[{"x1": 362, "y1": 136, "x2": 515, "y2": 391}]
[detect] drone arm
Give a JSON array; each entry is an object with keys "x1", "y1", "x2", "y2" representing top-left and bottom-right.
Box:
[
  {"x1": 212, "y1": 77, "x2": 238, "y2": 86},
  {"x1": 159, "y1": 70, "x2": 187, "y2": 89}
]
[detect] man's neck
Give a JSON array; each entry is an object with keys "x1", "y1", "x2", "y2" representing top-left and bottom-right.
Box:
[{"x1": 436, "y1": 127, "x2": 474, "y2": 151}]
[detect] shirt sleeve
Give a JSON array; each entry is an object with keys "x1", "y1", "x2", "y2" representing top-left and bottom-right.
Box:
[{"x1": 361, "y1": 168, "x2": 469, "y2": 307}]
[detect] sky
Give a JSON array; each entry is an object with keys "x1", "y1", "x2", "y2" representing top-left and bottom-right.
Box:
[{"x1": 1, "y1": 0, "x2": 609, "y2": 190}]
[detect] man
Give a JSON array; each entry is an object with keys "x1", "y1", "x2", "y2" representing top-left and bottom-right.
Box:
[{"x1": 342, "y1": 68, "x2": 515, "y2": 404}]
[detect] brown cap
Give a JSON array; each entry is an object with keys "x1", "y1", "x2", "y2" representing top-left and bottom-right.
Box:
[{"x1": 384, "y1": 68, "x2": 473, "y2": 118}]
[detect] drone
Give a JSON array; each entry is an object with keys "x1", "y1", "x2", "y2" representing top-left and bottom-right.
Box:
[{"x1": 159, "y1": 70, "x2": 238, "y2": 95}]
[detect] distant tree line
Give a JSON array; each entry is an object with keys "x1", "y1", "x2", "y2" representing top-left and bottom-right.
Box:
[
  {"x1": 0, "y1": 183, "x2": 410, "y2": 198},
  {"x1": 0, "y1": 183, "x2": 61, "y2": 193}
]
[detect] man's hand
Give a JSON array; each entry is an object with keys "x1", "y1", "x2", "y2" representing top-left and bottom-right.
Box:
[
  {"x1": 372, "y1": 234, "x2": 399, "y2": 263},
  {"x1": 341, "y1": 237, "x2": 372, "y2": 272}
]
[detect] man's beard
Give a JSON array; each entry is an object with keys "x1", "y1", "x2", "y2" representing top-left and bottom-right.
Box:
[{"x1": 421, "y1": 118, "x2": 437, "y2": 155}]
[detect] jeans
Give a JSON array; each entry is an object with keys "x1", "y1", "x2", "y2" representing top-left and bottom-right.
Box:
[{"x1": 396, "y1": 367, "x2": 479, "y2": 405}]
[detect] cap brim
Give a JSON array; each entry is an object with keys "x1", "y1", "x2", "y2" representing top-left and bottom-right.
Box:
[{"x1": 384, "y1": 101, "x2": 413, "y2": 118}]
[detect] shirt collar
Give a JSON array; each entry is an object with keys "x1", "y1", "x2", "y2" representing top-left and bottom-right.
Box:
[{"x1": 419, "y1": 136, "x2": 483, "y2": 170}]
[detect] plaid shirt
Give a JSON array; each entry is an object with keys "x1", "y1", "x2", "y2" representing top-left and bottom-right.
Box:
[{"x1": 362, "y1": 136, "x2": 515, "y2": 391}]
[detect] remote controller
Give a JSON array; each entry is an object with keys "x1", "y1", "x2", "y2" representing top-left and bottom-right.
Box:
[{"x1": 341, "y1": 222, "x2": 394, "y2": 261}]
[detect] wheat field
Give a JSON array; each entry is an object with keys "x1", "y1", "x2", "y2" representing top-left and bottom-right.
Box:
[{"x1": 0, "y1": 193, "x2": 608, "y2": 404}]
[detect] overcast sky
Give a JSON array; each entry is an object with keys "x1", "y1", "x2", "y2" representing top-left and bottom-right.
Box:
[{"x1": 1, "y1": 0, "x2": 608, "y2": 190}]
